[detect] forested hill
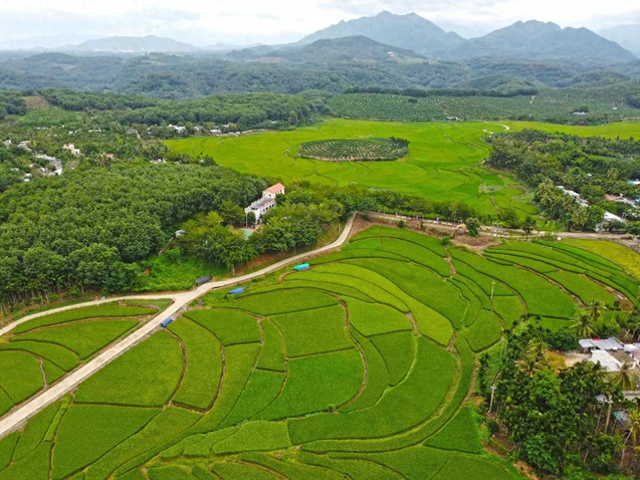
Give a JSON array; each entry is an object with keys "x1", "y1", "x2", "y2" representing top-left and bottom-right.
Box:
[
  {"x1": 0, "y1": 163, "x2": 267, "y2": 303},
  {"x1": 1, "y1": 51, "x2": 639, "y2": 100}
]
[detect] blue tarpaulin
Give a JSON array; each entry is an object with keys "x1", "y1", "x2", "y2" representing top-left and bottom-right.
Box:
[
  {"x1": 228, "y1": 287, "x2": 246, "y2": 295},
  {"x1": 294, "y1": 263, "x2": 310, "y2": 271}
]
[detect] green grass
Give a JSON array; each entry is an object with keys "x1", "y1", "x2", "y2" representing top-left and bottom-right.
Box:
[
  {"x1": 290, "y1": 269, "x2": 408, "y2": 312},
  {"x1": 221, "y1": 370, "x2": 285, "y2": 427},
  {"x1": 340, "y1": 328, "x2": 390, "y2": 413},
  {"x1": 14, "y1": 304, "x2": 156, "y2": 334},
  {"x1": 12, "y1": 401, "x2": 59, "y2": 462},
  {"x1": 137, "y1": 249, "x2": 225, "y2": 292},
  {"x1": 346, "y1": 258, "x2": 467, "y2": 328},
  {"x1": 434, "y1": 453, "x2": 523, "y2": 480},
  {"x1": 52, "y1": 405, "x2": 159, "y2": 479},
  {"x1": 0, "y1": 351, "x2": 43, "y2": 406},
  {"x1": 350, "y1": 226, "x2": 445, "y2": 257},
  {"x1": 169, "y1": 319, "x2": 223, "y2": 410},
  {"x1": 75, "y1": 331, "x2": 183, "y2": 406},
  {"x1": 345, "y1": 297, "x2": 412, "y2": 337},
  {"x1": 271, "y1": 304, "x2": 352, "y2": 357},
  {"x1": 288, "y1": 338, "x2": 455, "y2": 443},
  {"x1": 211, "y1": 462, "x2": 279, "y2": 479},
  {"x1": 195, "y1": 344, "x2": 261, "y2": 432},
  {"x1": 491, "y1": 296, "x2": 524, "y2": 329},
  {"x1": 371, "y1": 331, "x2": 415, "y2": 386},
  {"x1": 423, "y1": 407, "x2": 482, "y2": 454},
  {"x1": 559, "y1": 239, "x2": 640, "y2": 281},
  {"x1": 257, "y1": 349, "x2": 364, "y2": 421},
  {"x1": 212, "y1": 421, "x2": 291, "y2": 454},
  {"x1": 84, "y1": 406, "x2": 201, "y2": 480},
  {"x1": 0, "y1": 432, "x2": 18, "y2": 471},
  {"x1": 214, "y1": 289, "x2": 337, "y2": 316},
  {"x1": 256, "y1": 320, "x2": 286, "y2": 372},
  {"x1": 15, "y1": 319, "x2": 139, "y2": 359},
  {"x1": 546, "y1": 271, "x2": 617, "y2": 307},
  {"x1": 378, "y1": 238, "x2": 451, "y2": 276},
  {"x1": 185, "y1": 309, "x2": 260, "y2": 346},
  {"x1": 467, "y1": 310, "x2": 503, "y2": 352},
  {"x1": 0, "y1": 340, "x2": 79, "y2": 371},
  {"x1": 166, "y1": 119, "x2": 530, "y2": 218},
  {"x1": 0, "y1": 443, "x2": 50, "y2": 480}
]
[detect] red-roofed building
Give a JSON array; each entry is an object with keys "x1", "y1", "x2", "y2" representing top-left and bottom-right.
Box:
[{"x1": 262, "y1": 183, "x2": 285, "y2": 199}]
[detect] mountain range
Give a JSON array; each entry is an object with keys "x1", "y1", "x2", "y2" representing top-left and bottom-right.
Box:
[
  {"x1": 291, "y1": 12, "x2": 636, "y2": 65},
  {"x1": 599, "y1": 25, "x2": 640, "y2": 58},
  {"x1": 0, "y1": 12, "x2": 637, "y2": 67},
  {"x1": 61, "y1": 35, "x2": 198, "y2": 53}
]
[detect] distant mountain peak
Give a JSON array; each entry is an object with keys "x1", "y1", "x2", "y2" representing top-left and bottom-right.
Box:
[
  {"x1": 61, "y1": 35, "x2": 199, "y2": 53},
  {"x1": 297, "y1": 11, "x2": 464, "y2": 58}
]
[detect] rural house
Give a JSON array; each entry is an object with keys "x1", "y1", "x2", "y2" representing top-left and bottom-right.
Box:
[{"x1": 245, "y1": 183, "x2": 285, "y2": 222}]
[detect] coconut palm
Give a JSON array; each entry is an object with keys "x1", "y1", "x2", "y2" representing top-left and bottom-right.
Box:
[
  {"x1": 620, "y1": 408, "x2": 640, "y2": 468},
  {"x1": 570, "y1": 207, "x2": 589, "y2": 231},
  {"x1": 588, "y1": 300, "x2": 604, "y2": 323},
  {"x1": 571, "y1": 312, "x2": 595, "y2": 339},
  {"x1": 611, "y1": 362, "x2": 635, "y2": 391}
]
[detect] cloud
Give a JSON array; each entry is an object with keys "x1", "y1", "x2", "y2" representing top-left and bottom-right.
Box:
[{"x1": 0, "y1": 0, "x2": 639, "y2": 46}]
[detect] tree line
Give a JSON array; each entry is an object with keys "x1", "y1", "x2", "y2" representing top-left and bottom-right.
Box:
[
  {"x1": 487, "y1": 130, "x2": 640, "y2": 232},
  {"x1": 0, "y1": 163, "x2": 266, "y2": 310}
]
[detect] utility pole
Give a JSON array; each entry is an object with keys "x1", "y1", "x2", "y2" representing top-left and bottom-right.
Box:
[
  {"x1": 489, "y1": 384, "x2": 496, "y2": 412},
  {"x1": 490, "y1": 280, "x2": 496, "y2": 303}
]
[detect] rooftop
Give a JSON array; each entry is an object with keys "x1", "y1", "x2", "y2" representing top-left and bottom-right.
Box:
[{"x1": 264, "y1": 183, "x2": 285, "y2": 194}]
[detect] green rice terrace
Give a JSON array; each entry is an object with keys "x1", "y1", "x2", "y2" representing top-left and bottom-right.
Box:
[
  {"x1": 2, "y1": 226, "x2": 640, "y2": 479},
  {"x1": 0, "y1": 300, "x2": 171, "y2": 419},
  {"x1": 297, "y1": 138, "x2": 409, "y2": 161}
]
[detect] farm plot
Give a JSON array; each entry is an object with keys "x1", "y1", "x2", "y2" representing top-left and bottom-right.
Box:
[
  {"x1": 0, "y1": 301, "x2": 169, "y2": 418},
  {"x1": 297, "y1": 137, "x2": 409, "y2": 161},
  {"x1": 6, "y1": 226, "x2": 635, "y2": 479}
]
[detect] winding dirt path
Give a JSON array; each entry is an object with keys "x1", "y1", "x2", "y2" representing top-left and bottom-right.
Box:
[{"x1": 0, "y1": 214, "x2": 356, "y2": 439}]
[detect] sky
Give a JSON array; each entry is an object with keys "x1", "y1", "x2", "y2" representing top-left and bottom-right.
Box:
[{"x1": 0, "y1": 0, "x2": 638, "y2": 47}]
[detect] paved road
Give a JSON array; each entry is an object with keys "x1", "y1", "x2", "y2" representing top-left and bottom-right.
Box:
[{"x1": 0, "y1": 214, "x2": 356, "y2": 438}]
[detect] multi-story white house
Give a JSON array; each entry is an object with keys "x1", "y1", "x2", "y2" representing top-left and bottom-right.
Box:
[{"x1": 245, "y1": 183, "x2": 286, "y2": 223}]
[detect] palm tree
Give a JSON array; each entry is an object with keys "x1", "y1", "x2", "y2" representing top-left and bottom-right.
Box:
[
  {"x1": 572, "y1": 312, "x2": 594, "y2": 339},
  {"x1": 571, "y1": 207, "x2": 589, "y2": 231},
  {"x1": 517, "y1": 354, "x2": 541, "y2": 376},
  {"x1": 620, "y1": 408, "x2": 640, "y2": 468},
  {"x1": 611, "y1": 362, "x2": 635, "y2": 391},
  {"x1": 588, "y1": 300, "x2": 604, "y2": 323}
]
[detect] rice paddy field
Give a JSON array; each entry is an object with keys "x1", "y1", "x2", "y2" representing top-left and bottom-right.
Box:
[
  {"x1": 0, "y1": 300, "x2": 171, "y2": 419},
  {"x1": 166, "y1": 119, "x2": 640, "y2": 218},
  {"x1": 4, "y1": 226, "x2": 640, "y2": 479}
]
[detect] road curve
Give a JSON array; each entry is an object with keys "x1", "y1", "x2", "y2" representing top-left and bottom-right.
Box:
[{"x1": 0, "y1": 214, "x2": 356, "y2": 438}]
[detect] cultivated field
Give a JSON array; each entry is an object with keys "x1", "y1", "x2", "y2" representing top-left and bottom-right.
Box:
[
  {"x1": 0, "y1": 300, "x2": 170, "y2": 420},
  {"x1": 3, "y1": 226, "x2": 639, "y2": 479},
  {"x1": 167, "y1": 119, "x2": 536, "y2": 218},
  {"x1": 297, "y1": 138, "x2": 409, "y2": 161},
  {"x1": 328, "y1": 89, "x2": 640, "y2": 123}
]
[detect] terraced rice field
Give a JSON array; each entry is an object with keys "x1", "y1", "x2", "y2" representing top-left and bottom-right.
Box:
[
  {"x1": 0, "y1": 300, "x2": 170, "y2": 419},
  {"x1": 3, "y1": 226, "x2": 640, "y2": 479},
  {"x1": 297, "y1": 138, "x2": 409, "y2": 161}
]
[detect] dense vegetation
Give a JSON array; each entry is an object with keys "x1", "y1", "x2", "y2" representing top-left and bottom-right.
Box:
[
  {"x1": 0, "y1": 163, "x2": 266, "y2": 307},
  {"x1": 298, "y1": 137, "x2": 409, "y2": 161},
  {"x1": 487, "y1": 130, "x2": 640, "y2": 232},
  {"x1": 481, "y1": 320, "x2": 640, "y2": 477}
]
